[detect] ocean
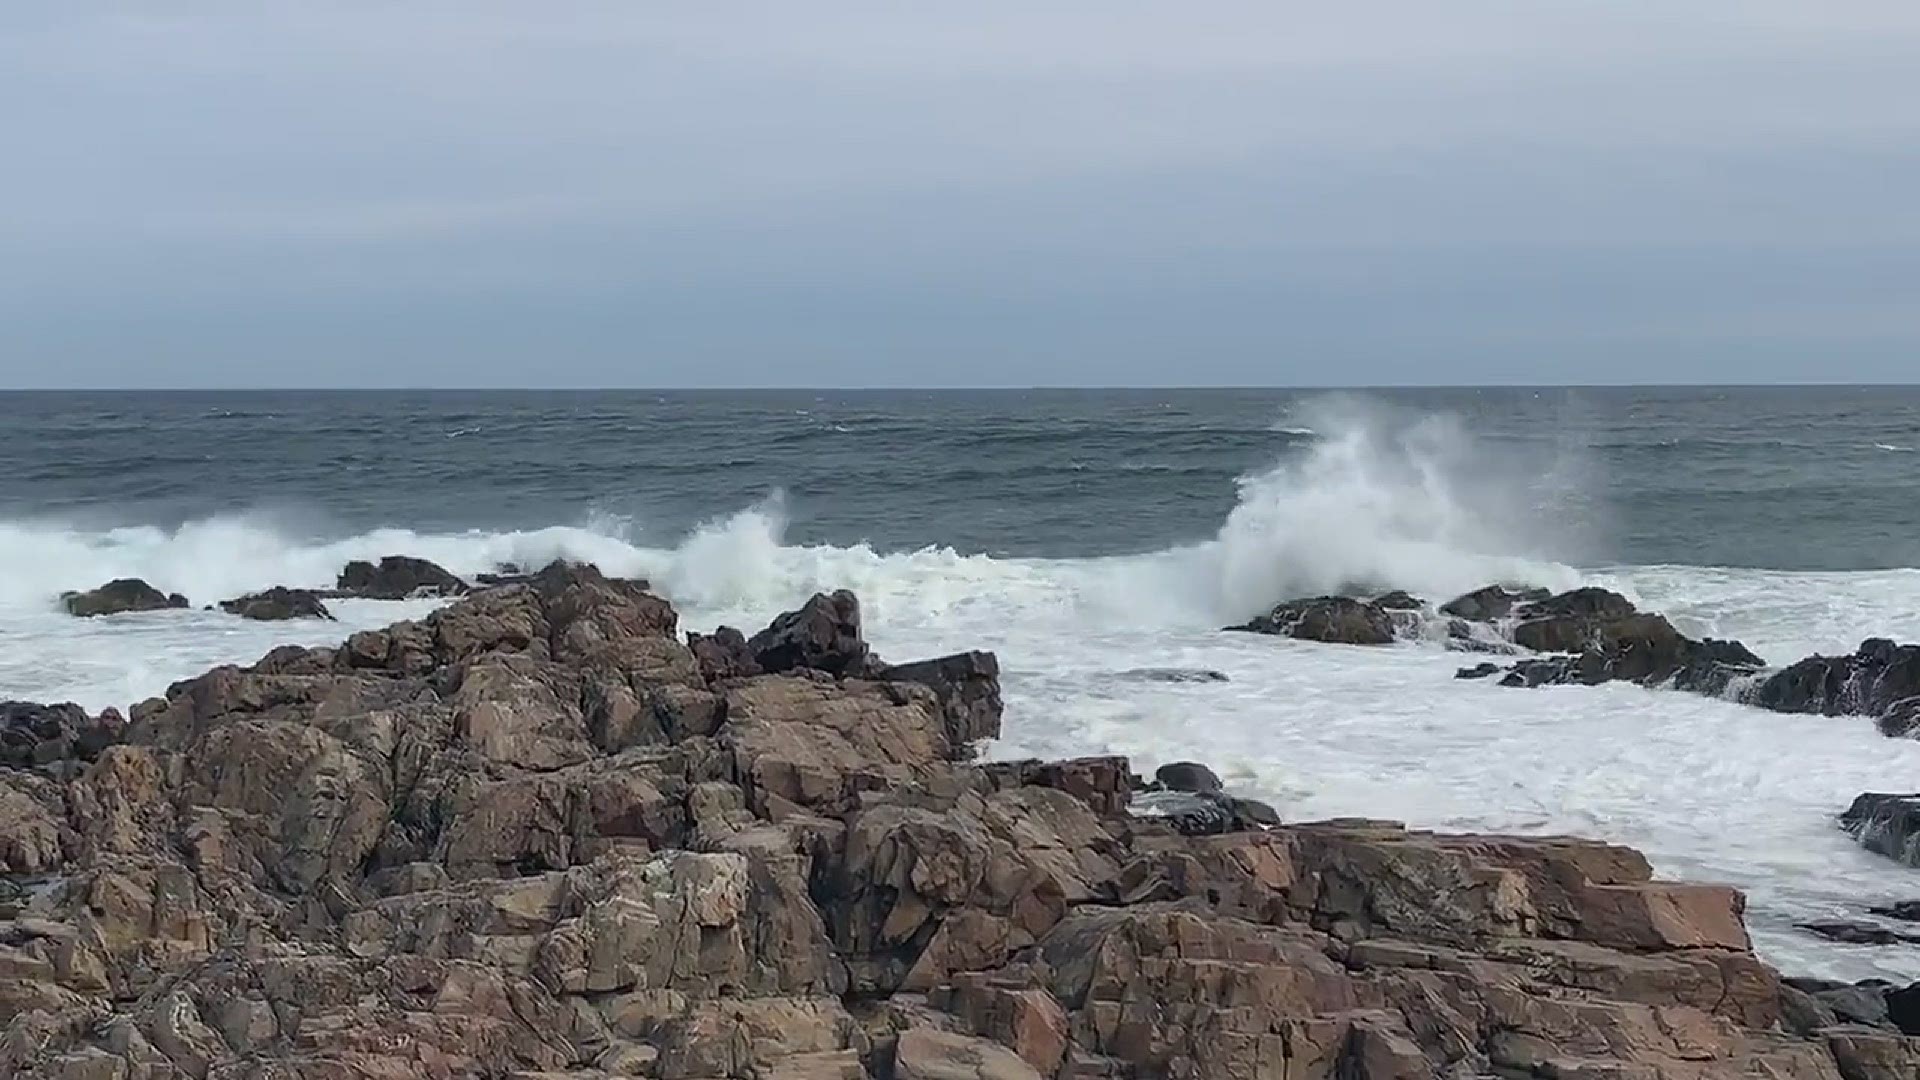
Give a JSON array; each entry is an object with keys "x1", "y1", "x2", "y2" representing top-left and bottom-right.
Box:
[{"x1": 5, "y1": 386, "x2": 1920, "y2": 981}]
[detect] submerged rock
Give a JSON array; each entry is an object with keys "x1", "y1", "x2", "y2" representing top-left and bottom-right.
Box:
[
  {"x1": 1229, "y1": 595, "x2": 1397, "y2": 645},
  {"x1": 1841, "y1": 793, "x2": 1920, "y2": 866},
  {"x1": 1455, "y1": 662, "x2": 1503, "y2": 680},
  {"x1": 1115, "y1": 666, "x2": 1230, "y2": 683},
  {"x1": 334, "y1": 554, "x2": 468, "y2": 599},
  {"x1": 1372, "y1": 590, "x2": 1424, "y2": 610},
  {"x1": 1798, "y1": 920, "x2": 1920, "y2": 946},
  {"x1": 1128, "y1": 789, "x2": 1277, "y2": 835},
  {"x1": 59, "y1": 578, "x2": 188, "y2": 617},
  {"x1": 1870, "y1": 900, "x2": 1920, "y2": 922},
  {"x1": 217, "y1": 586, "x2": 334, "y2": 621}
]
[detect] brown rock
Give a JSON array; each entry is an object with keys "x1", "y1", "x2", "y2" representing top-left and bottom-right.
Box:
[{"x1": 60, "y1": 579, "x2": 189, "y2": 617}]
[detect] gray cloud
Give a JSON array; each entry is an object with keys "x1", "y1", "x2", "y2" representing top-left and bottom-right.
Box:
[{"x1": 2, "y1": 2, "x2": 1918, "y2": 386}]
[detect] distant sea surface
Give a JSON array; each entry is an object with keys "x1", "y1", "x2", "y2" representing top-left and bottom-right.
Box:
[{"x1": 6, "y1": 385, "x2": 1920, "y2": 982}]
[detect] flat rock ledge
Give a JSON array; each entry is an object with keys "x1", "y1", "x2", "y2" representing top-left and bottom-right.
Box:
[{"x1": 1, "y1": 563, "x2": 1916, "y2": 1079}]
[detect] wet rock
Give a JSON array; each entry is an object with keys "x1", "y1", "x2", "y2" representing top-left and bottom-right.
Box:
[
  {"x1": 1, "y1": 702, "x2": 124, "y2": 769},
  {"x1": 1891, "y1": 983, "x2": 1920, "y2": 1036},
  {"x1": 334, "y1": 554, "x2": 468, "y2": 599},
  {"x1": 1440, "y1": 584, "x2": 1551, "y2": 621},
  {"x1": 748, "y1": 589, "x2": 869, "y2": 675},
  {"x1": 1372, "y1": 590, "x2": 1424, "y2": 610},
  {"x1": 1152, "y1": 761, "x2": 1223, "y2": 793},
  {"x1": 1491, "y1": 587, "x2": 1766, "y2": 694},
  {"x1": 1784, "y1": 977, "x2": 1895, "y2": 1029},
  {"x1": 1750, "y1": 639, "x2": 1920, "y2": 735},
  {"x1": 1229, "y1": 595, "x2": 1396, "y2": 646},
  {"x1": 1128, "y1": 790, "x2": 1277, "y2": 835},
  {"x1": 60, "y1": 579, "x2": 188, "y2": 617},
  {"x1": 1869, "y1": 900, "x2": 1920, "y2": 921},
  {"x1": 1114, "y1": 667, "x2": 1230, "y2": 683},
  {"x1": 1455, "y1": 662, "x2": 1502, "y2": 680},
  {"x1": 1841, "y1": 793, "x2": 1920, "y2": 866},
  {"x1": 1798, "y1": 920, "x2": 1920, "y2": 946},
  {"x1": 216, "y1": 587, "x2": 334, "y2": 621}
]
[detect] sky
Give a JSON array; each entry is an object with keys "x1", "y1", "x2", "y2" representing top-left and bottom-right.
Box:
[{"x1": 3, "y1": 2, "x2": 1919, "y2": 388}]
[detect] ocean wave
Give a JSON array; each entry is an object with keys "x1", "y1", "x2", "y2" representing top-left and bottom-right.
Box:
[
  {"x1": 1874, "y1": 443, "x2": 1916, "y2": 453},
  {"x1": 0, "y1": 400, "x2": 1586, "y2": 631}
]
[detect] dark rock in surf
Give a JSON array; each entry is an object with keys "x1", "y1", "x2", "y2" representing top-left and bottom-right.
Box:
[
  {"x1": 1372, "y1": 590, "x2": 1424, "y2": 611},
  {"x1": 218, "y1": 587, "x2": 334, "y2": 621},
  {"x1": 1797, "y1": 920, "x2": 1920, "y2": 947},
  {"x1": 1439, "y1": 584, "x2": 1551, "y2": 622},
  {"x1": 1229, "y1": 595, "x2": 1396, "y2": 646},
  {"x1": 1841, "y1": 793, "x2": 1920, "y2": 866},
  {"x1": 747, "y1": 589, "x2": 870, "y2": 676},
  {"x1": 60, "y1": 578, "x2": 189, "y2": 617},
  {"x1": 1153, "y1": 761, "x2": 1223, "y2": 794},
  {"x1": 1456, "y1": 662, "x2": 1502, "y2": 680},
  {"x1": 1129, "y1": 789, "x2": 1278, "y2": 836},
  {"x1": 1116, "y1": 667, "x2": 1231, "y2": 684},
  {"x1": 335, "y1": 555, "x2": 469, "y2": 600},
  {"x1": 1495, "y1": 588, "x2": 1765, "y2": 695},
  {"x1": 1870, "y1": 900, "x2": 1920, "y2": 922},
  {"x1": 1, "y1": 701, "x2": 124, "y2": 770},
  {"x1": 1783, "y1": 978, "x2": 1898, "y2": 1030},
  {"x1": 1747, "y1": 638, "x2": 1920, "y2": 722},
  {"x1": 1891, "y1": 983, "x2": 1920, "y2": 1036},
  {"x1": 686, "y1": 626, "x2": 762, "y2": 682}
]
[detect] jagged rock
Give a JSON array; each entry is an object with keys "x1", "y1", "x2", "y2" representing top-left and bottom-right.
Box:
[
  {"x1": 334, "y1": 554, "x2": 469, "y2": 599},
  {"x1": 1491, "y1": 588, "x2": 1766, "y2": 694},
  {"x1": 749, "y1": 590, "x2": 869, "y2": 675},
  {"x1": 1113, "y1": 667, "x2": 1230, "y2": 683},
  {"x1": 883, "y1": 651, "x2": 1004, "y2": 748},
  {"x1": 1439, "y1": 584, "x2": 1551, "y2": 621},
  {"x1": 1229, "y1": 596, "x2": 1396, "y2": 646},
  {"x1": 59, "y1": 579, "x2": 188, "y2": 617},
  {"x1": 1152, "y1": 761, "x2": 1222, "y2": 793},
  {"x1": 1, "y1": 566, "x2": 1912, "y2": 1078},
  {"x1": 1372, "y1": 590, "x2": 1424, "y2": 610},
  {"x1": 1129, "y1": 790, "x2": 1277, "y2": 835},
  {"x1": 216, "y1": 586, "x2": 334, "y2": 621},
  {"x1": 1841, "y1": 793, "x2": 1920, "y2": 866},
  {"x1": 687, "y1": 626, "x2": 762, "y2": 682},
  {"x1": 1751, "y1": 638, "x2": 1920, "y2": 720},
  {"x1": 1, "y1": 702, "x2": 124, "y2": 769}
]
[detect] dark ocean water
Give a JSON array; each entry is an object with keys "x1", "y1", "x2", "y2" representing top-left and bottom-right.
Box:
[{"x1": 4, "y1": 386, "x2": 1920, "y2": 570}]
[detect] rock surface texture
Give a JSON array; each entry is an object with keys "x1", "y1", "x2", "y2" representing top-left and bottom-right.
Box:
[
  {"x1": 332, "y1": 554, "x2": 470, "y2": 599},
  {"x1": 2, "y1": 563, "x2": 1916, "y2": 1078}
]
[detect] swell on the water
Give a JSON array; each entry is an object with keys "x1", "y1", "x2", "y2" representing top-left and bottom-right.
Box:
[{"x1": 0, "y1": 402, "x2": 1583, "y2": 627}]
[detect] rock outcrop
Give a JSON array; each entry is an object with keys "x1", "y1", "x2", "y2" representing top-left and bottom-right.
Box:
[
  {"x1": 59, "y1": 578, "x2": 188, "y2": 617},
  {"x1": 1438, "y1": 584, "x2": 1551, "y2": 622},
  {"x1": 3, "y1": 564, "x2": 1916, "y2": 1078},
  {"x1": 217, "y1": 587, "x2": 335, "y2": 621},
  {"x1": 1229, "y1": 596, "x2": 1398, "y2": 646},
  {"x1": 1748, "y1": 639, "x2": 1920, "y2": 731},
  {"x1": 0, "y1": 702, "x2": 123, "y2": 772},
  {"x1": 333, "y1": 554, "x2": 469, "y2": 599},
  {"x1": 1840, "y1": 793, "x2": 1920, "y2": 866}
]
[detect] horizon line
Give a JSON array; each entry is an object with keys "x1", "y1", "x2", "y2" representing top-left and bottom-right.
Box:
[{"x1": 5, "y1": 381, "x2": 1920, "y2": 393}]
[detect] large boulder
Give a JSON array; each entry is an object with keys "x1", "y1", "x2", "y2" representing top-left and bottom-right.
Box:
[
  {"x1": 1748, "y1": 638, "x2": 1920, "y2": 722},
  {"x1": 60, "y1": 578, "x2": 188, "y2": 617},
  {"x1": 216, "y1": 586, "x2": 334, "y2": 621},
  {"x1": 748, "y1": 589, "x2": 869, "y2": 675},
  {"x1": 1841, "y1": 793, "x2": 1920, "y2": 866},
  {"x1": 334, "y1": 554, "x2": 469, "y2": 599},
  {"x1": 1229, "y1": 595, "x2": 1397, "y2": 646}
]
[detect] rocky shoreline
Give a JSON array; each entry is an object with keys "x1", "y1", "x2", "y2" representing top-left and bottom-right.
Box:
[{"x1": 5, "y1": 562, "x2": 1919, "y2": 1077}]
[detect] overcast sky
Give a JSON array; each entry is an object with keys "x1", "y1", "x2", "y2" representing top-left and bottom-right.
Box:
[{"x1": 3, "y1": 3, "x2": 1918, "y2": 388}]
